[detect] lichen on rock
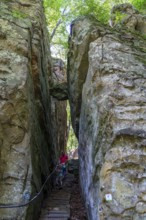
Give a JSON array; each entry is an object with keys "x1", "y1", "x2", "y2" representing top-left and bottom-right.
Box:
[
  {"x1": 68, "y1": 5, "x2": 146, "y2": 220},
  {"x1": 110, "y1": 3, "x2": 146, "y2": 35},
  {"x1": 0, "y1": 0, "x2": 67, "y2": 219}
]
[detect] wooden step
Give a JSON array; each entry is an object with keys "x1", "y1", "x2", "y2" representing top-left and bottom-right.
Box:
[
  {"x1": 41, "y1": 210, "x2": 70, "y2": 215},
  {"x1": 39, "y1": 217, "x2": 68, "y2": 220},
  {"x1": 47, "y1": 213, "x2": 69, "y2": 218},
  {"x1": 39, "y1": 172, "x2": 75, "y2": 220}
]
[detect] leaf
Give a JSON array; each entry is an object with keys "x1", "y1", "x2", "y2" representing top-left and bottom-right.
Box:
[{"x1": 44, "y1": 0, "x2": 145, "y2": 60}]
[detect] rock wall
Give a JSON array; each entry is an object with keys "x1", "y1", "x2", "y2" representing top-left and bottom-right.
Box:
[
  {"x1": 51, "y1": 59, "x2": 68, "y2": 156},
  {"x1": 0, "y1": 1, "x2": 67, "y2": 219},
  {"x1": 68, "y1": 6, "x2": 146, "y2": 220}
]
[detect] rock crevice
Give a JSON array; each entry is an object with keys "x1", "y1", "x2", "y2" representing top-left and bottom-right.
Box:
[{"x1": 68, "y1": 6, "x2": 146, "y2": 220}]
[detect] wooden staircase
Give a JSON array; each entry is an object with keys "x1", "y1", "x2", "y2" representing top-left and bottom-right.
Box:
[
  {"x1": 39, "y1": 188, "x2": 71, "y2": 220},
  {"x1": 39, "y1": 160, "x2": 79, "y2": 220}
]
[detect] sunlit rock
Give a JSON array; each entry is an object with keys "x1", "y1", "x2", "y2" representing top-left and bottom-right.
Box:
[{"x1": 68, "y1": 7, "x2": 146, "y2": 220}]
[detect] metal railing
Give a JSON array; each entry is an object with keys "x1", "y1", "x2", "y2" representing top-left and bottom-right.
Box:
[{"x1": 0, "y1": 165, "x2": 57, "y2": 208}]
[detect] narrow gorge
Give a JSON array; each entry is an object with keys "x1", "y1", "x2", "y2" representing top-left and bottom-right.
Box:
[{"x1": 0, "y1": 0, "x2": 146, "y2": 220}]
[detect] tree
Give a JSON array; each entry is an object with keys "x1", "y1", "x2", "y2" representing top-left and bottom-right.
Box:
[
  {"x1": 131, "y1": 0, "x2": 146, "y2": 12},
  {"x1": 43, "y1": 0, "x2": 111, "y2": 59},
  {"x1": 44, "y1": 0, "x2": 145, "y2": 60}
]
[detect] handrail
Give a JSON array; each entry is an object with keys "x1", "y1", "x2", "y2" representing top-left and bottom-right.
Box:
[{"x1": 0, "y1": 164, "x2": 58, "y2": 208}]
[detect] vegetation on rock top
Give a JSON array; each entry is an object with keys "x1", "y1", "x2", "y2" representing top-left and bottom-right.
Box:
[{"x1": 43, "y1": 0, "x2": 146, "y2": 59}]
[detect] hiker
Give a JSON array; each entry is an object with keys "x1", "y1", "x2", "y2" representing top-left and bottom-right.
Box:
[
  {"x1": 59, "y1": 152, "x2": 68, "y2": 175},
  {"x1": 55, "y1": 164, "x2": 64, "y2": 188}
]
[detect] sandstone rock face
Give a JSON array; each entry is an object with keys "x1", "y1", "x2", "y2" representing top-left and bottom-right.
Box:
[
  {"x1": 68, "y1": 11, "x2": 146, "y2": 220},
  {"x1": 51, "y1": 59, "x2": 68, "y2": 156},
  {"x1": 0, "y1": 1, "x2": 67, "y2": 219},
  {"x1": 110, "y1": 3, "x2": 146, "y2": 34},
  {"x1": 68, "y1": 17, "x2": 99, "y2": 137},
  {"x1": 51, "y1": 98, "x2": 67, "y2": 156},
  {"x1": 50, "y1": 59, "x2": 68, "y2": 100}
]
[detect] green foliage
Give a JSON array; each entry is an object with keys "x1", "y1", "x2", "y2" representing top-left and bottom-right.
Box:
[
  {"x1": 12, "y1": 10, "x2": 28, "y2": 19},
  {"x1": 66, "y1": 102, "x2": 78, "y2": 152},
  {"x1": 82, "y1": 0, "x2": 112, "y2": 23},
  {"x1": 114, "y1": 11, "x2": 128, "y2": 22},
  {"x1": 131, "y1": 0, "x2": 146, "y2": 12},
  {"x1": 44, "y1": 0, "x2": 111, "y2": 59},
  {"x1": 67, "y1": 127, "x2": 78, "y2": 152},
  {"x1": 43, "y1": 0, "x2": 146, "y2": 60}
]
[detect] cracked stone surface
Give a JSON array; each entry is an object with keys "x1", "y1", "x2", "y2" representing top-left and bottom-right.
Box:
[
  {"x1": 0, "y1": 1, "x2": 67, "y2": 219},
  {"x1": 68, "y1": 8, "x2": 146, "y2": 220}
]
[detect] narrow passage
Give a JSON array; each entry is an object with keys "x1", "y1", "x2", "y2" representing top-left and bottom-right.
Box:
[{"x1": 39, "y1": 159, "x2": 87, "y2": 220}]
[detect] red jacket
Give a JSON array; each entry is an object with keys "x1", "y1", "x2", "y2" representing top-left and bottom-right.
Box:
[{"x1": 59, "y1": 154, "x2": 68, "y2": 164}]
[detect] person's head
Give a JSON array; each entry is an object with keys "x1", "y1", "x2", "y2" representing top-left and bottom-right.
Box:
[{"x1": 61, "y1": 151, "x2": 65, "y2": 156}]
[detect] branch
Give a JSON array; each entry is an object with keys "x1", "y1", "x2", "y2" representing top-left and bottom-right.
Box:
[
  {"x1": 50, "y1": 6, "x2": 68, "y2": 41},
  {"x1": 50, "y1": 19, "x2": 62, "y2": 41}
]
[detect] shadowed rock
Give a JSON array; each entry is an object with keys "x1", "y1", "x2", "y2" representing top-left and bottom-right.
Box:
[
  {"x1": 0, "y1": 1, "x2": 67, "y2": 219},
  {"x1": 50, "y1": 82, "x2": 68, "y2": 100}
]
